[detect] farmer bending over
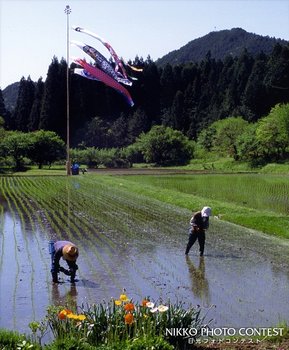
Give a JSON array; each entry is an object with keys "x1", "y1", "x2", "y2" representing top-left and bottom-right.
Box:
[
  {"x1": 50, "y1": 240, "x2": 79, "y2": 283},
  {"x1": 185, "y1": 206, "x2": 212, "y2": 256}
]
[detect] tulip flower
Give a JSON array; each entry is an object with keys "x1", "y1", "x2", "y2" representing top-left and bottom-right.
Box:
[
  {"x1": 124, "y1": 312, "x2": 134, "y2": 325},
  {"x1": 158, "y1": 305, "x2": 169, "y2": 312},
  {"x1": 124, "y1": 303, "x2": 135, "y2": 312}
]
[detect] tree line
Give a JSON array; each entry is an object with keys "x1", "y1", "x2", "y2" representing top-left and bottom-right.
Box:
[
  {"x1": 1, "y1": 103, "x2": 289, "y2": 171},
  {"x1": 196, "y1": 103, "x2": 289, "y2": 165},
  {"x1": 0, "y1": 43, "x2": 288, "y2": 170},
  {"x1": 1, "y1": 43, "x2": 288, "y2": 149}
]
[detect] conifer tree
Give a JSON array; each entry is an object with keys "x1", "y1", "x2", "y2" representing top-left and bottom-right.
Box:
[
  {"x1": 13, "y1": 76, "x2": 35, "y2": 131},
  {"x1": 160, "y1": 63, "x2": 175, "y2": 110},
  {"x1": 128, "y1": 108, "x2": 150, "y2": 143},
  {"x1": 28, "y1": 77, "x2": 44, "y2": 131},
  {"x1": 264, "y1": 44, "x2": 289, "y2": 107},
  {"x1": 0, "y1": 88, "x2": 10, "y2": 128},
  {"x1": 242, "y1": 52, "x2": 268, "y2": 120},
  {"x1": 141, "y1": 59, "x2": 161, "y2": 122},
  {"x1": 39, "y1": 57, "x2": 66, "y2": 139},
  {"x1": 170, "y1": 90, "x2": 185, "y2": 131},
  {"x1": 230, "y1": 49, "x2": 254, "y2": 111}
]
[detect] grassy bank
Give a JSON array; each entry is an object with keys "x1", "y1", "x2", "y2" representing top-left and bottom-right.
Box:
[
  {"x1": 158, "y1": 157, "x2": 289, "y2": 174},
  {"x1": 103, "y1": 173, "x2": 289, "y2": 239},
  {"x1": 5, "y1": 157, "x2": 289, "y2": 176}
]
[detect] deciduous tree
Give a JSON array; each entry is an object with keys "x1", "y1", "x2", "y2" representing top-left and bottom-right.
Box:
[
  {"x1": 136, "y1": 125, "x2": 194, "y2": 165},
  {"x1": 28, "y1": 130, "x2": 65, "y2": 168}
]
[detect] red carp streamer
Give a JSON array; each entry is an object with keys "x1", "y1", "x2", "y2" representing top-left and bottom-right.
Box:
[{"x1": 74, "y1": 58, "x2": 134, "y2": 107}]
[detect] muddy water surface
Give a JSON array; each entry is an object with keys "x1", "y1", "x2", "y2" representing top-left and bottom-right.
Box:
[{"x1": 1, "y1": 189, "x2": 289, "y2": 334}]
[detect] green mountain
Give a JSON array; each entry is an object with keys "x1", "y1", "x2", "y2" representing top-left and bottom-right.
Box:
[
  {"x1": 2, "y1": 82, "x2": 20, "y2": 112},
  {"x1": 156, "y1": 27, "x2": 288, "y2": 66}
]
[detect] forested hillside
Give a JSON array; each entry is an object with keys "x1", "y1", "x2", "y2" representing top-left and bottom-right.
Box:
[
  {"x1": 1, "y1": 32, "x2": 289, "y2": 149},
  {"x1": 157, "y1": 28, "x2": 288, "y2": 66},
  {"x1": 2, "y1": 82, "x2": 20, "y2": 112}
]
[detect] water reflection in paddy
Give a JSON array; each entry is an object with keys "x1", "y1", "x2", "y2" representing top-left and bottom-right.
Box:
[{"x1": 1, "y1": 195, "x2": 289, "y2": 333}]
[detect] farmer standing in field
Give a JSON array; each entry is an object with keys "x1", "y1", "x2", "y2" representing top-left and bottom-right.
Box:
[
  {"x1": 49, "y1": 240, "x2": 79, "y2": 283},
  {"x1": 185, "y1": 206, "x2": 212, "y2": 256}
]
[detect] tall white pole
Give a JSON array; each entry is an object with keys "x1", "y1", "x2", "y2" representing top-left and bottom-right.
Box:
[{"x1": 64, "y1": 5, "x2": 71, "y2": 175}]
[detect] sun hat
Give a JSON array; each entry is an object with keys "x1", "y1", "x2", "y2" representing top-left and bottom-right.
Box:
[
  {"x1": 63, "y1": 244, "x2": 79, "y2": 261},
  {"x1": 201, "y1": 206, "x2": 212, "y2": 217}
]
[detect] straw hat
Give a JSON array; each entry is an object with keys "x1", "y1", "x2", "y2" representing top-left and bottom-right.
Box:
[{"x1": 62, "y1": 244, "x2": 79, "y2": 261}]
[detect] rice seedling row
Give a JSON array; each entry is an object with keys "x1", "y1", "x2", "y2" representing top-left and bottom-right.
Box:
[
  {"x1": 0, "y1": 204, "x2": 4, "y2": 273},
  {"x1": 78, "y1": 176, "x2": 183, "y2": 250},
  {"x1": 15, "y1": 177, "x2": 65, "y2": 290},
  {"x1": 41, "y1": 181, "x2": 135, "y2": 294},
  {"x1": 59, "y1": 179, "x2": 170, "y2": 296},
  {"x1": 9, "y1": 177, "x2": 53, "y2": 283},
  {"x1": 18, "y1": 177, "x2": 51, "y2": 237},
  {"x1": 113, "y1": 174, "x2": 289, "y2": 239},
  {"x1": 2, "y1": 177, "x2": 55, "y2": 322},
  {"x1": 19, "y1": 177, "x2": 187, "y2": 297},
  {"x1": 87, "y1": 178, "x2": 191, "y2": 286},
  {"x1": 5, "y1": 177, "x2": 39, "y2": 321},
  {"x1": 126, "y1": 174, "x2": 289, "y2": 215},
  {"x1": 3, "y1": 173, "x2": 289, "y2": 333},
  {"x1": 18, "y1": 178, "x2": 107, "y2": 294},
  {"x1": 17, "y1": 177, "x2": 129, "y2": 295},
  {"x1": 13, "y1": 177, "x2": 97, "y2": 293},
  {"x1": 71, "y1": 176, "x2": 187, "y2": 292},
  {"x1": 9, "y1": 177, "x2": 101, "y2": 302},
  {"x1": 60, "y1": 177, "x2": 178, "y2": 291},
  {"x1": 0, "y1": 177, "x2": 22, "y2": 329}
]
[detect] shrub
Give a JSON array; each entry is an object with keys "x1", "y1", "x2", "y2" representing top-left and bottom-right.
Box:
[
  {"x1": 122, "y1": 144, "x2": 144, "y2": 164},
  {"x1": 99, "y1": 148, "x2": 131, "y2": 168},
  {"x1": 136, "y1": 125, "x2": 194, "y2": 166},
  {"x1": 70, "y1": 147, "x2": 131, "y2": 169},
  {"x1": 0, "y1": 329, "x2": 39, "y2": 349}
]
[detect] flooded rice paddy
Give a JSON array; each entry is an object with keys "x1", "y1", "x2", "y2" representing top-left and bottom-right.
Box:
[{"x1": 0, "y1": 174, "x2": 289, "y2": 333}]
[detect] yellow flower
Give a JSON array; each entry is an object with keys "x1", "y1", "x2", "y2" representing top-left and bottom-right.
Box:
[
  {"x1": 66, "y1": 313, "x2": 86, "y2": 321},
  {"x1": 115, "y1": 300, "x2": 122, "y2": 306},
  {"x1": 76, "y1": 314, "x2": 86, "y2": 321},
  {"x1": 120, "y1": 294, "x2": 129, "y2": 302},
  {"x1": 158, "y1": 305, "x2": 169, "y2": 312},
  {"x1": 58, "y1": 309, "x2": 72, "y2": 320},
  {"x1": 124, "y1": 312, "x2": 134, "y2": 325}
]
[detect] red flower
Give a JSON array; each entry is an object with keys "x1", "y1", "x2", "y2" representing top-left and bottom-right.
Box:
[
  {"x1": 124, "y1": 303, "x2": 135, "y2": 312},
  {"x1": 124, "y1": 312, "x2": 134, "y2": 325},
  {"x1": 58, "y1": 309, "x2": 72, "y2": 320},
  {"x1": 141, "y1": 299, "x2": 149, "y2": 307}
]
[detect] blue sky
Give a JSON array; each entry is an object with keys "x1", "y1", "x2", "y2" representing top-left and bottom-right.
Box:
[{"x1": 1, "y1": 0, "x2": 289, "y2": 89}]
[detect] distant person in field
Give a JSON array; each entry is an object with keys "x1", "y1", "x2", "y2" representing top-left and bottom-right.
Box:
[
  {"x1": 185, "y1": 206, "x2": 212, "y2": 256},
  {"x1": 49, "y1": 240, "x2": 79, "y2": 283}
]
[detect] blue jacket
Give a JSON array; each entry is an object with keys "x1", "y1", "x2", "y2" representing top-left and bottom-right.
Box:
[{"x1": 52, "y1": 241, "x2": 78, "y2": 272}]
